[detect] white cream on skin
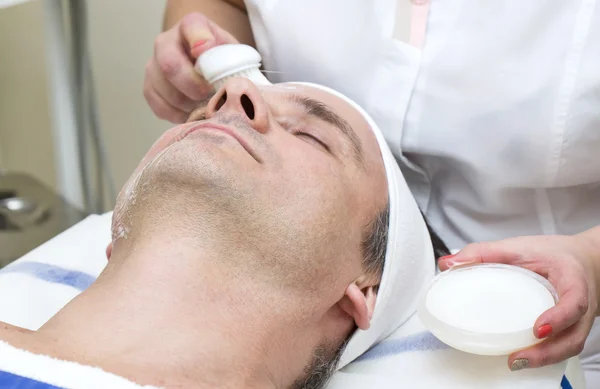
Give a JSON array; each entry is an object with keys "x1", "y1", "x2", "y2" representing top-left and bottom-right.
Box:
[{"x1": 111, "y1": 143, "x2": 177, "y2": 242}]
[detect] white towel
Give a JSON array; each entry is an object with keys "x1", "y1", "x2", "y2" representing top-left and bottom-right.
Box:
[
  {"x1": 0, "y1": 340, "x2": 157, "y2": 389},
  {"x1": 328, "y1": 313, "x2": 584, "y2": 389},
  {"x1": 0, "y1": 213, "x2": 110, "y2": 331}
]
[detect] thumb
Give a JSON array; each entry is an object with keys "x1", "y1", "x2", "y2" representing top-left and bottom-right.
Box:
[
  {"x1": 438, "y1": 241, "x2": 515, "y2": 271},
  {"x1": 437, "y1": 252, "x2": 480, "y2": 271},
  {"x1": 179, "y1": 13, "x2": 239, "y2": 60}
]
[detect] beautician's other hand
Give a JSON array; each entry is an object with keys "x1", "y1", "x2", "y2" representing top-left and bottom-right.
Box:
[
  {"x1": 106, "y1": 242, "x2": 112, "y2": 261},
  {"x1": 438, "y1": 232, "x2": 600, "y2": 371},
  {"x1": 144, "y1": 12, "x2": 238, "y2": 123}
]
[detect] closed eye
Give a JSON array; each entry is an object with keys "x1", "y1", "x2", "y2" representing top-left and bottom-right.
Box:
[{"x1": 292, "y1": 130, "x2": 330, "y2": 152}]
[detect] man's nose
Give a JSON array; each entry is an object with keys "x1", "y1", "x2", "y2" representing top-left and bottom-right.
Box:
[{"x1": 205, "y1": 77, "x2": 270, "y2": 134}]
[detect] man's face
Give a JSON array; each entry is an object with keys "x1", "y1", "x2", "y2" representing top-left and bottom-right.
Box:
[{"x1": 113, "y1": 78, "x2": 387, "y2": 298}]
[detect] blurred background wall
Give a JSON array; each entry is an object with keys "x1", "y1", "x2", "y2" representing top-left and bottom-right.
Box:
[{"x1": 0, "y1": 0, "x2": 168, "y2": 211}]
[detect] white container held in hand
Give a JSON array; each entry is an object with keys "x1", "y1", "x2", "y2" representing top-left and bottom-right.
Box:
[
  {"x1": 195, "y1": 44, "x2": 272, "y2": 90},
  {"x1": 418, "y1": 263, "x2": 558, "y2": 356}
]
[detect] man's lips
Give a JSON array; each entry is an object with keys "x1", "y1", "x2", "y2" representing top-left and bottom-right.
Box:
[{"x1": 183, "y1": 122, "x2": 261, "y2": 163}]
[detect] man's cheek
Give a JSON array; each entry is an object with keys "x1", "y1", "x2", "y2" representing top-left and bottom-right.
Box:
[
  {"x1": 133, "y1": 124, "x2": 192, "y2": 176},
  {"x1": 303, "y1": 159, "x2": 342, "y2": 185},
  {"x1": 287, "y1": 145, "x2": 338, "y2": 173}
]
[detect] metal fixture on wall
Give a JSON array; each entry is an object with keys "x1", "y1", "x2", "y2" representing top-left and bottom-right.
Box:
[{"x1": 43, "y1": 0, "x2": 115, "y2": 214}]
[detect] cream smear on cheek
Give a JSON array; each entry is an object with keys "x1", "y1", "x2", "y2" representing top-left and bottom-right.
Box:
[
  {"x1": 111, "y1": 141, "x2": 180, "y2": 242},
  {"x1": 111, "y1": 123, "x2": 195, "y2": 242}
]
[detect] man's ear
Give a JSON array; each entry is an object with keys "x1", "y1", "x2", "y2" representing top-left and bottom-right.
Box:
[{"x1": 338, "y1": 282, "x2": 378, "y2": 330}]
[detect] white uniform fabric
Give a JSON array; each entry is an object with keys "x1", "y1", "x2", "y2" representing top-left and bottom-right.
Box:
[{"x1": 244, "y1": 0, "x2": 600, "y2": 384}]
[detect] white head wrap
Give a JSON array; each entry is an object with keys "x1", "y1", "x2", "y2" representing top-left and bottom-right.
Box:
[{"x1": 291, "y1": 83, "x2": 435, "y2": 368}]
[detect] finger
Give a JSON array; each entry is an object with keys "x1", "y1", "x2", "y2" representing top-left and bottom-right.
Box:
[
  {"x1": 147, "y1": 58, "x2": 198, "y2": 113},
  {"x1": 534, "y1": 269, "x2": 589, "y2": 336},
  {"x1": 509, "y1": 319, "x2": 590, "y2": 370},
  {"x1": 179, "y1": 12, "x2": 238, "y2": 59},
  {"x1": 143, "y1": 79, "x2": 189, "y2": 124},
  {"x1": 437, "y1": 253, "x2": 477, "y2": 271},
  {"x1": 444, "y1": 240, "x2": 550, "y2": 274},
  {"x1": 106, "y1": 242, "x2": 113, "y2": 260},
  {"x1": 154, "y1": 28, "x2": 210, "y2": 101},
  {"x1": 457, "y1": 241, "x2": 523, "y2": 264},
  {"x1": 438, "y1": 241, "x2": 521, "y2": 270}
]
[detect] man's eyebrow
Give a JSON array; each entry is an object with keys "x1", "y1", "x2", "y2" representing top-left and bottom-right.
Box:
[{"x1": 287, "y1": 94, "x2": 365, "y2": 165}]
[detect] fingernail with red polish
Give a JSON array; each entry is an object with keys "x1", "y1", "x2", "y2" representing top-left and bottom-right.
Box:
[
  {"x1": 192, "y1": 39, "x2": 208, "y2": 49},
  {"x1": 439, "y1": 254, "x2": 456, "y2": 262},
  {"x1": 537, "y1": 324, "x2": 553, "y2": 339}
]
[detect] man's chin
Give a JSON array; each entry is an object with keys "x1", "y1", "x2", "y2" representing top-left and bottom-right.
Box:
[{"x1": 133, "y1": 139, "x2": 257, "y2": 210}]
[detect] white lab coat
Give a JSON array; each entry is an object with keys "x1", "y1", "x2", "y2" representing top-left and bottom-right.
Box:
[{"x1": 244, "y1": 0, "x2": 600, "y2": 385}]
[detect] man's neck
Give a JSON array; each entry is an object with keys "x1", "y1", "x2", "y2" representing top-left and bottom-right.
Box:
[{"x1": 13, "y1": 240, "x2": 322, "y2": 388}]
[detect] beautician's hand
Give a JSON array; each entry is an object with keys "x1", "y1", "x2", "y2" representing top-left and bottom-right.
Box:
[
  {"x1": 144, "y1": 12, "x2": 238, "y2": 123},
  {"x1": 106, "y1": 242, "x2": 112, "y2": 261},
  {"x1": 438, "y1": 231, "x2": 600, "y2": 371}
]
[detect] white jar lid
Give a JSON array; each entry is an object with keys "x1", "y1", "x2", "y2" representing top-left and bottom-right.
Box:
[{"x1": 418, "y1": 263, "x2": 558, "y2": 355}]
